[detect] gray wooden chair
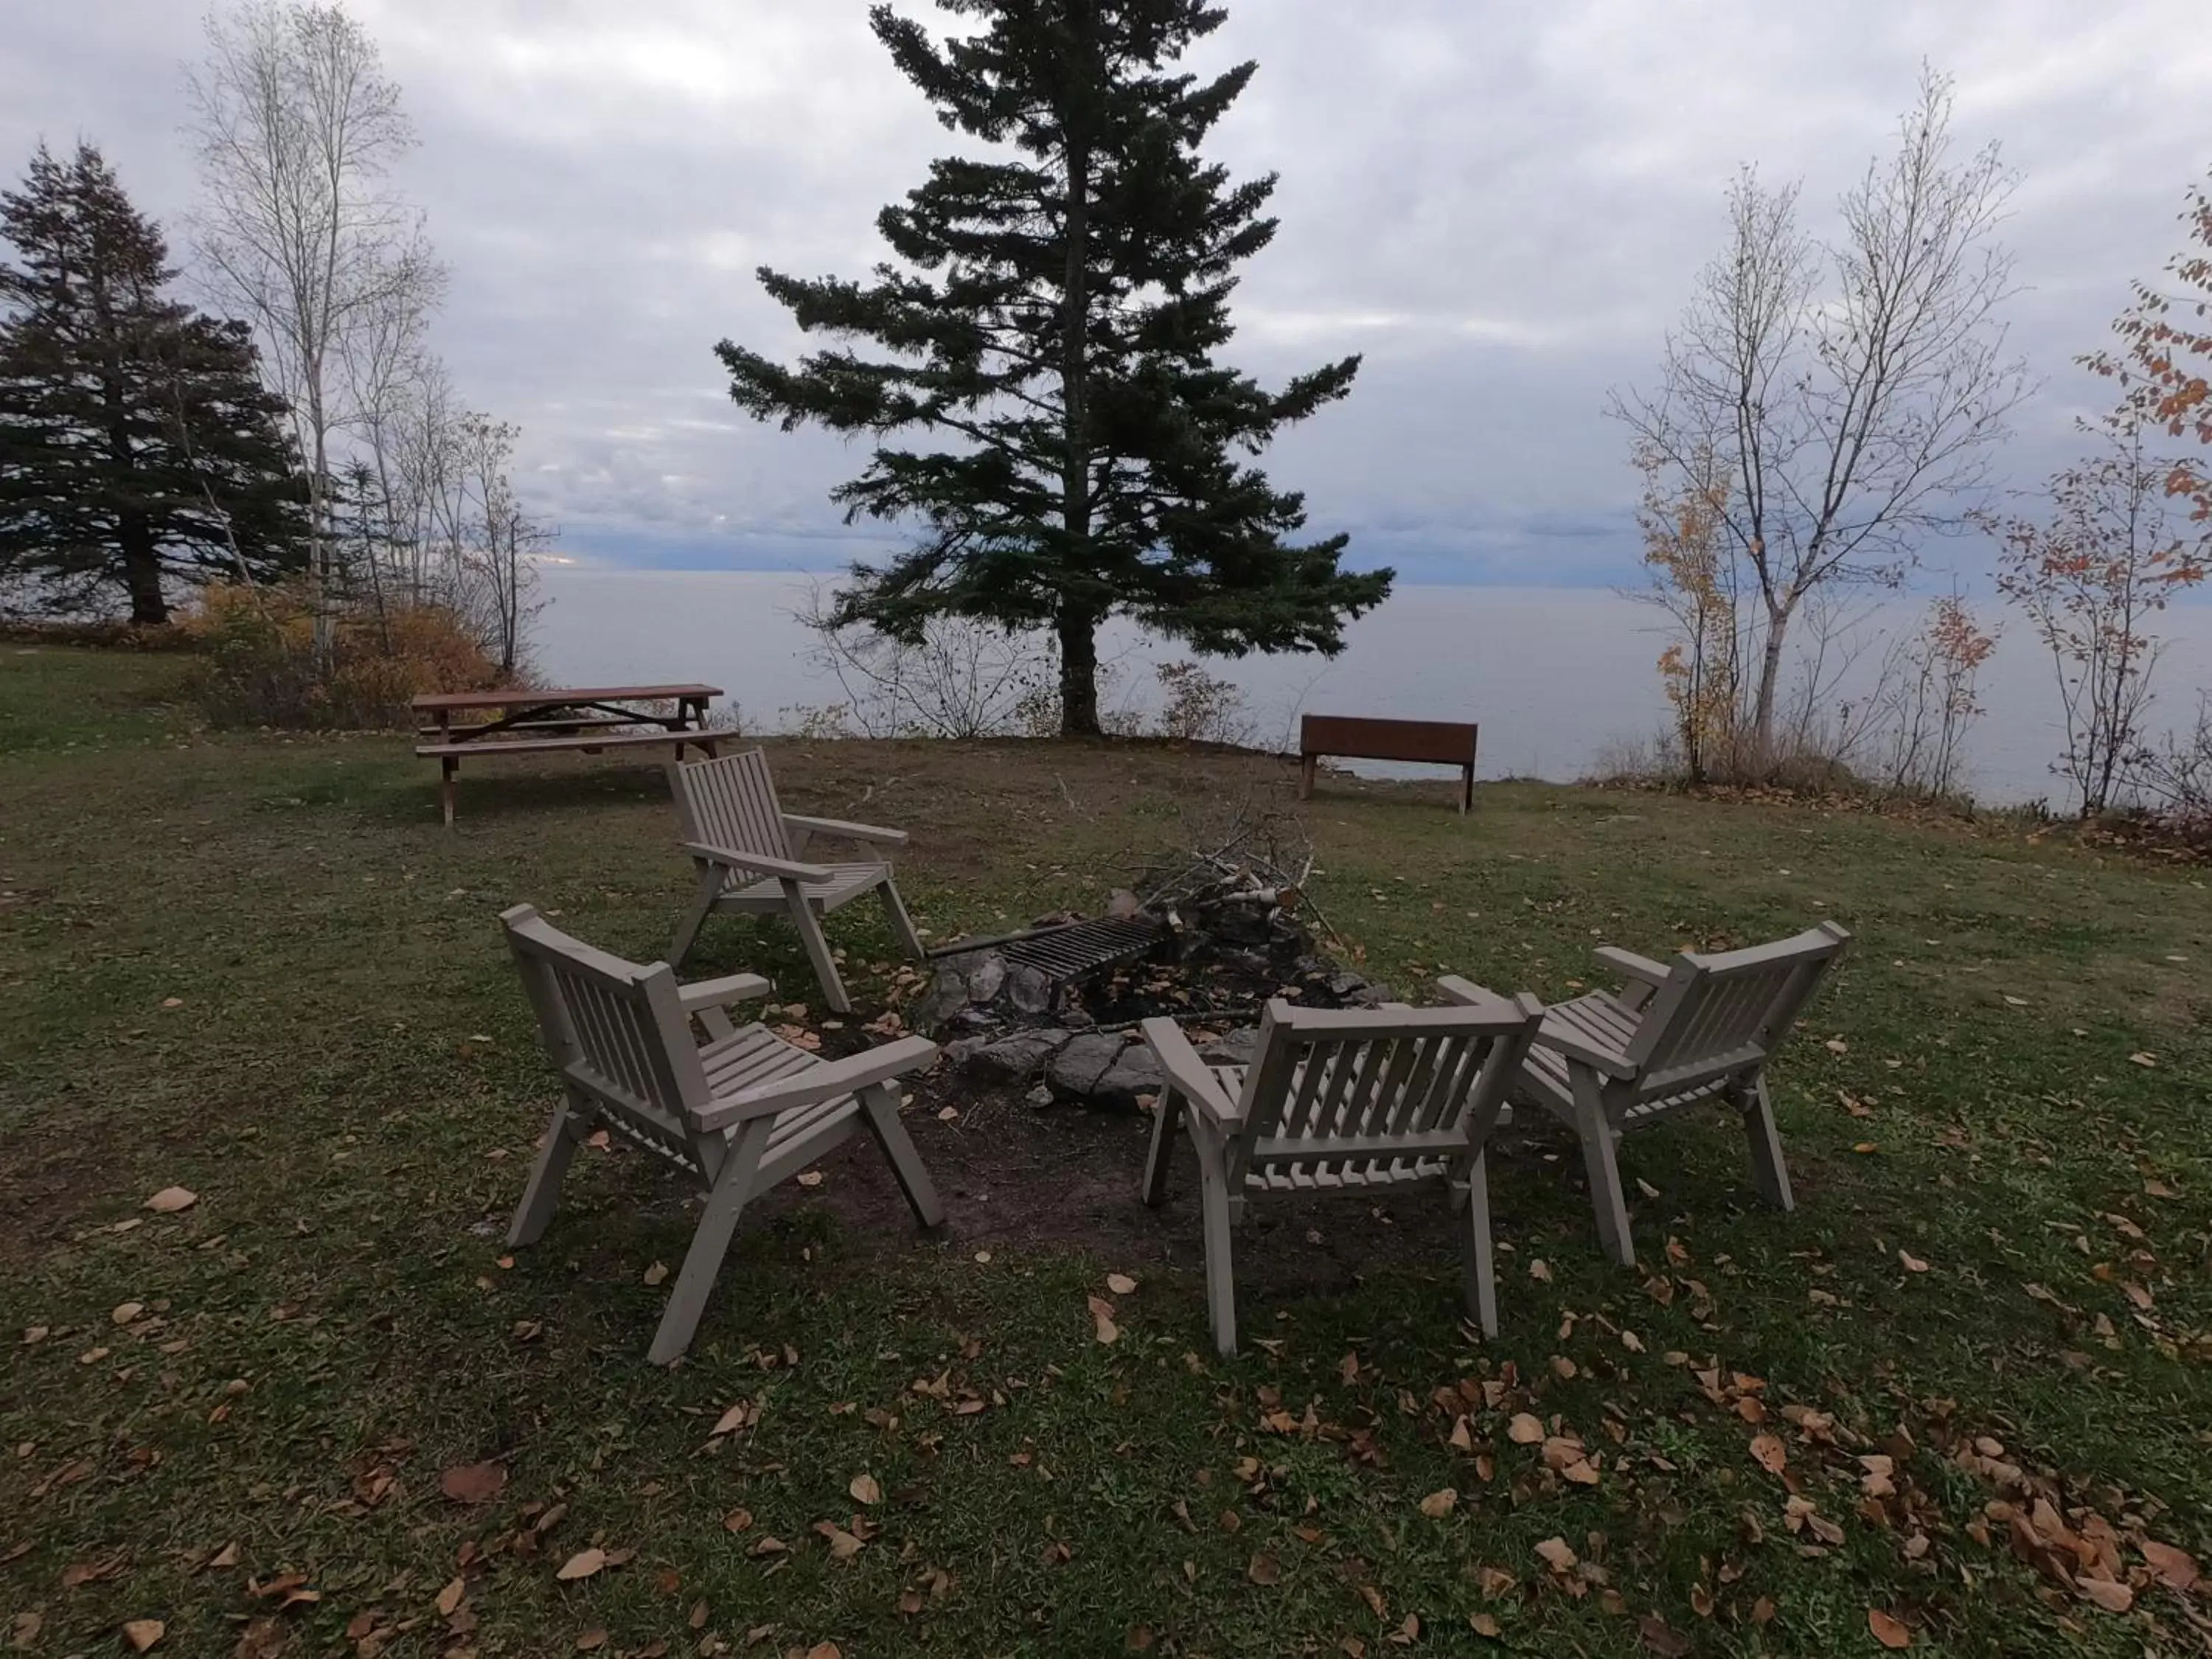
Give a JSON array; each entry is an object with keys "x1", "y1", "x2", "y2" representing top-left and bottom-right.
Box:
[
  {"x1": 668, "y1": 749, "x2": 923, "y2": 1014},
  {"x1": 1441, "y1": 920, "x2": 1851, "y2": 1266},
  {"x1": 1141, "y1": 991, "x2": 1544, "y2": 1354},
  {"x1": 501, "y1": 903, "x2": 944, "y2": 1364}
]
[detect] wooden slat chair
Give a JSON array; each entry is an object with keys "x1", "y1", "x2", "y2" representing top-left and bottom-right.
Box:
[
  {"x1": 1141, "y1": 992, "x2": 1545, "y2": 1355},
  {"x1": 1441, "y1": 920, "x2": 1851, "y2": 1266},
  {"x1": 668, "y1": 749, "x2": 924, "y2": 1013},
  {"x1": 501, "y1": 903, "x2": 945, "y2": 1364}
]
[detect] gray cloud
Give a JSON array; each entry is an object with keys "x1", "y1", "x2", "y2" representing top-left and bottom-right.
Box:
[{"x1": 6, "y1": 0, "x2": 2208, "y2": 583}]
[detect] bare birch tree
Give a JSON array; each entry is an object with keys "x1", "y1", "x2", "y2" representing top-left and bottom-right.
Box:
[
  {"x1": 186, "y1": 0, "x2": 425, "y2": 658},
  {"x1": 1612, "y1": 69, "x2": 2028, "y2": 762}
]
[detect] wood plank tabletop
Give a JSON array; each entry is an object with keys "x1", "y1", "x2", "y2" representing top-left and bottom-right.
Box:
[{"x1": 411, "y1": 684, "x2": 722, "y2": 711}]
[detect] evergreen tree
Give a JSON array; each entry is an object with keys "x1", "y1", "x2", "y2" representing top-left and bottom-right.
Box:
[
  {"x1": 717, "y1": 0, "x2": 1390, "y2": 735},
  {"x1": 0, "y1": 141, "x2": 305, "y2": 623}
]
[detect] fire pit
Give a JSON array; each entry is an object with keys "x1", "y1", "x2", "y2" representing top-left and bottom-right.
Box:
[{"x1": 913, "y1": 817, "x2": 1391, "y2": 1110}]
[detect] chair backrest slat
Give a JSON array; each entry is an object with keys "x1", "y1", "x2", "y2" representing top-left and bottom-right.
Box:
[
  {"x1": 502, "y1": 905, "x2": 713, "y2": 1165},
  {"x1": 675, "y1": 750, "x2": 790, "y2": 863},
  {"x1": 1236, "y1": 998, "x2": 1544, "y2": 1176},
  {"x1": 1633, "y1": 924, "x2": 1851, "y2": 1090}
]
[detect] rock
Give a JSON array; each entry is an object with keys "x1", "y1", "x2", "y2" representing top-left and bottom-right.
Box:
[
  {"x1": 1090, "y1": 1043, "x2": 1166, "y2": 1111},
  {"x1": 1048, "y1": 1031, "x2": 1130, "y2": 1099},
  {"x1": 1208, "y1": 904, "x2": 1274, "y2": 947},
  {"x1": 1325, "y1": 970, "x2": 1368, "y2": 999},
  {"x1": 1349, "y1": 981, "x2": 1394, "y2": 1008},
  {"x1": 1106, "y1": 888, "x2": 1144, "y2": 919},
  {"x1": 1197, "y1": 1025, "x2": 1261, "y2": 1065},
  {"x1": 1004, "y1": 962, "x2": 1054, "y2": 1017},
  {"x1": 964, "y1": 953, "x2": 1007, "y2": 1005},
  {"x1": 961, "y1": 1029, "x2": 1074, "y2": 1083},
  {"x1": 1025, "y1": 1084, "x2": 1055, "y2": 1109},
  {"x1": 911, "y1": 968, "x2": 978, "y2": 1032}
]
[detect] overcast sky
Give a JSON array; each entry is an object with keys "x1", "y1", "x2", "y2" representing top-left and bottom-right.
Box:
[{"x1": 6, "y1": 0, "x2": 2208, "y2": 586}]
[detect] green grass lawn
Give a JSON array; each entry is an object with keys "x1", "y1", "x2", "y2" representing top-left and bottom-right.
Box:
[{"x1": 2, "y1": 644, "x2": 2207, "y2": 1659}]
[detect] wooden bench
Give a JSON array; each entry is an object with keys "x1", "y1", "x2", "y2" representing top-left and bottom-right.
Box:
[
  {"x1": 416, "y1": 731, "x2": 723, "y2": 825},
  {"x1": 1298, "y1": 714, "x2": 1479, "y2": 813}
]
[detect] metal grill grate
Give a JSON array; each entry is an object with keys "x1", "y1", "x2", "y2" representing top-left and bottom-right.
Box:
[{"x1": 993, "y1": 917, "x2": 1166, "y2": 983}]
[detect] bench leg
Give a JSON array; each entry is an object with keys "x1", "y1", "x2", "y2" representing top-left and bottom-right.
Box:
[
  {"x1": 877, "y1": 876, "x2": 925, "y2": 960},
  {"x1": 441, "y1": 756, "x2": 458, "y2": 827},
  {"x1": 670, "y1": 863, "x2": 723, "y2": 968},
  {"x1": 1298, "y1": 754, "x2": 1318, "y2": 801},
  {"x1": 1196, "y1": 1138, "x2": 1239, "y2": 1357},
  {"x1": 1571, "y1": 1065, "x2": 1635, "y2": 1267},
  {"x1": 1461, "y1": 763, "x2": 1474, "y2": 815}
]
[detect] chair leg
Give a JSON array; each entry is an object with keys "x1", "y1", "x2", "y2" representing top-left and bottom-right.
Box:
[
  {"x1": 1458, "y1": 1150, "x2": 1499, "y2": 1339},
  {"x1": 1141, "y1": 1087, "x2": 1185, "y2": 1207},
  {"x1": 508, "y1": 1101, "x2": 584, "y2": 1248},
  {"x1": 648, "y1": 1121, "x2": 771, "y2": 1366},
  {"x1": 1196, "y1": 1141, "x2": 1239, "y2": 1357},
  {"x1": 858, "y1": 1081, "x2": 944, "y2": 1229},
  {"x1": 1741, "y1": 1077, "x2": 1795, "y2": 1211},
  {"x1": 877, "y1": 877, "x2": 926, "y2": 960},
  {"x1": 782, "y1": 880, "x2": 850, "y2": 1013},
  {"x1": 670, "y1": 865, "x2": 722, "y2": 967},
  {"x1": 1571, "y1": 1067, "x2": 1635, "y2": 1267}
]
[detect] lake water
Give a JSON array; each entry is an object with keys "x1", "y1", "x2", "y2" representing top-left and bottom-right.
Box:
[{"x1": 535, "y1": 566, "x2": 2212, "y2": 806}]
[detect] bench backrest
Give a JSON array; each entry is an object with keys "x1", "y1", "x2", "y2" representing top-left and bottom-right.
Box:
[
  {"x1": 501, "y1": 904, "x2": 712, "y2": 1169},
  {"x1": 1233, "y1": 995, "x2": 1542, "y2": 1179},
  {"x1": 1300, "y1": 714, "x2": 1478, "y2": 767},
  {"x1": 674, "y1": 749, "x2": 791, "y2": 863},
  {"x1": 1630, "y1": 921, "x2": 1852, "y2": 1096}
]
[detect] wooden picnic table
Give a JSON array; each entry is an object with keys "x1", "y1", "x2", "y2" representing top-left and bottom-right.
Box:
[{"x1": 412, "y1": 683, "x2": 725, "y2": 824}]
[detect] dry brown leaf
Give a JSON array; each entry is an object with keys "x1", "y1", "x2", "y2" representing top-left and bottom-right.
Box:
[
  {"x1": 439, "y1": 1463, "x2": 507, "y2": 1504},
  {"x1": 1868, "y1": 1609, "x2": 1910, "y2": 1649},
  {"x1": 1750, "y1": 1433, "x2": 1787, "y2": 1476},
  {"x1": 121, "y1": 1620, "x2": 165, "y2": 1652},
  {"x1": 723, "y1": 1507, "x2": 753, "y2": 1534},
  {"x1": 2128, "y1": 1052, "x2": 2158, "y2": 1068},
  {"x1": 1106, "y1": 1273, "x2": 1138, "y2": 1295},
  {"x1": 145, "y1": 1188, "x2": 197, "y2": 1214},
  {"x1": 710, "y1": 1402, "x2": 751, "y2": 1436},
  {"x1": 575, "y1": 1631, "x2": 608, "y2": 1652},
  {"x1": 813, "y1": 1522, "x2": 863, "y2": 1560},
  {"x1": 1087, "y1": 1295, "x2": 1120, "y2": 1345},
  {"x1": 207, "y1": 1543, "x2": 240, "y2": 1570},
  {"x1": 1638, "y1": 1614, "x2": 1691, "y2": 1657},
  {"x1": 2142, "y1": 1539, "x2": 2200, "y2": 1592},
  {"x1": 1507, "y1": 1413, "x2": 1545, "y2": 1444},
  {"x1": 641, "y1": 1262, "x2": 668, "y2": 1287},
  {"x1": 111, "y1": 1302, "x2": 145, "y2": 1326},
  {"x1": 796, "y1": 1169, "x2": 826, "y2": 1186},
  {"x1": 1470, "y1": 1611, "x2": 1501, "y2": 1638},
  {"x1": 2077, "y1": 1576, "x2": 2134, "y2": 1614},
  {"x1": 435, "y1": 1577, "x2": 466, "y2": 1617},
  {"x1": 1898, "y1": 1250, "x2": 1930, "y2": 1273},
  {"x1": 1534, "y1": 1537, "x2": 1577, "y2": 1573},
  {"x1": 1418, "y1": 1489, "x2": 1458, "y2": 1518},
  {"x1": 1528, "y1": 1259, "x2": 1553, "y2": 1282},
  {"x1": 556, "y1": 1548, "x2": 606, "y2": 1582},
  {"x1": 849, "y1": 1474, "x2": 881, "y2": 1506},
  {"x1": 804, "y1": 1645, "x2": 841, "y2": 1659},
  {"x1": 1246, "y1": 1553, "x2": 1282, "y2": 1586}
]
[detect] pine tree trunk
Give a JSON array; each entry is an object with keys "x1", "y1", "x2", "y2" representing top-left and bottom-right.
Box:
[
  {"x1": 1057, "y1": 603, "x2": 1102, "y2": 737},
  {"x1": 1056, "y1": 11, "x2": 1098, "y2": 739},
  {"x1": 119, "y1": 516, "x2": 168, "y2": 625}
]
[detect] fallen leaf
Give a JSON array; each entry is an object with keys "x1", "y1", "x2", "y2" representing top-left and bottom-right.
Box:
[
  {"x1": 2077, "y1": 1576, "x2": 2134, "y2": 1614},
  {"x1": 711, "y1": 1402, "x2": 753, "y2": 1436},
  {"x1": 813, "y1": 1522, "x2": 863, "y2": 1560},
  {"x1": 1087, "y1": 1295, "x2": 1120, "y2": 1345},
  {"x1": 1246, "y1": 1553, "x2": 1282, "y2": 1586},
  {"x1": 641, "y1": 1262, "x2": 668, "y2": 1287},
  {"x1": 2128, "y1": 1052, "x2": 2157, "y2": 1068},
  {"x1": 1638, "y1": 1614, "x2": 1691, "y2": 1657},
  {"x1": 121, "y1": 1620, "x2": 164, "y2": 1652},
  {"x1": 1419, "y1": 1489, "x2": 1457, "y2": 1518},
  {"x1": 145, "y1": 1188, "x2": 197, "y2": 1214},
  {"x1": 1899, "y1": 1250, "x2": 1930, "y2": 1273},
  {"x1": 1750, "y1": 1433, "x2": 1787, "y2": 1476},
  {"x1": 1507, "y1": 1413, "x2": 1545, "y2": 1444},
  {"x1": 1106, "y1": 1273, "x2": 1138, "y2": 1295},
  {"x1": 439, "y1": 1463, "x2": 507, "y2": 1504},
  {"x1": 2142, "y1": 1539, "x2": 2199, "y2": 1592},
  {"x1": 804, "y1": 1646, "x2": 841, "y2": 1659},
  {"x1": 1868, "y1": 1609, "x2": 1911, "y2": 1649},
  {"x1": 1534, "y1": 1537, "x2": 1577, "y2": 1573},
  {"x1": 576, "y1": 1631, "x2": 608, "y2": 1652},
  {"x1": 849, "y1": 1474, "x2": 881, "y2": 1506},
  {"x1": 111, "y1": 1302, "x2": 145, "y2": 1326},
  {"x1": 1528, "y1": 1259, "x2": 1553, "y2": 1282},
  {"x1": 1824, "y1": 1037, "x2": 1848, "y2": 1055},
  {"x1": 436, "y1": 1577, "x2": 466, "y2": 1617},
  {"x1": 796, "y1": 1169, "x2": 826, "y2": 1187},
  {"x1": 1470, "y1": 1611, "x2": 1502, "y2": 1638},
  {"x1": 557, "y1": 1548, "x2": 606, "y2": 1582},
  {"x1": 208, "y1": 1543, "x2": 240, "y2": 1570},
  {"x1": 723, "y1": 1508, "x2": 753, "y2": 1534}
]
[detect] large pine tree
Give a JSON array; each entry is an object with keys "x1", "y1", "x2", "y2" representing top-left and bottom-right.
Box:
[
  {"x1": 717, "y1": 0, "x2": 1390, "y2": 735},
  {"x1": 0, "y1": 142, "x2": 305, "y2": 624}
]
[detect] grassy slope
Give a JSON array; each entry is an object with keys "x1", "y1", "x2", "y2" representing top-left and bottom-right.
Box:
[{"x1": 1, "y1": 646, "x2": 2206, "y2": 1659}]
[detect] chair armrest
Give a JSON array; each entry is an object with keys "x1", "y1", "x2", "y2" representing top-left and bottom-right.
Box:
[
  {"x1": 693, "y1": 1035, "x2": 940, "y2": 1131},
  {"x1": 1534, "y1": 1016, "x2": 1639, "y2": 1079},
  {"x1": 682, "y1": 841, "x2": 833, "y2": 883},
  {"x1": 1594, "y1": 945, "x2": 1672, "y2": 987},
  {"x1": 678, "y1": 972, "x2": 773, "y2": 1014},
  {"x1": 1140, "y1": 1018, "x2": 1242, "y2": 1123},
  {"x1": 783, "y1": 814, "x2": 908, "y2": 849}
]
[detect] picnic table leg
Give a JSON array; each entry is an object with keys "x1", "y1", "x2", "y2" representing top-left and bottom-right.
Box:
[{"x1": 441, "y1": 756, "x2": 459, "y2": 827}]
